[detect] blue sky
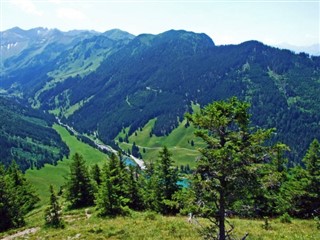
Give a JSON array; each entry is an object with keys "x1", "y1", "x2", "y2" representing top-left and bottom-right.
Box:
[{"x1": 1, "y1": 0, "x2": 319, "y2": 46}]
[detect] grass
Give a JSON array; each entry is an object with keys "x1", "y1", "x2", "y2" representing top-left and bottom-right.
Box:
[
  {"x1": 1, "y1": 207, "x2": 319, "y2": 240},
  {"x1": 116, "y1": 103, "x2": 204, "y2": 168},
  {"x1": 25, "y1": 124, "x2": 108, "y2": 204},
  {"x1": 230, "y1": 218, "x2": 320, "y2": 240},
  {"x1": 116, "y1": 118, "x2": 204, "y2": 168}
]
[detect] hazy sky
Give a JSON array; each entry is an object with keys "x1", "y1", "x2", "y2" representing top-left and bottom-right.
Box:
[{"x1": 1, "y1": 0, "x2": 319, "y2": 46}]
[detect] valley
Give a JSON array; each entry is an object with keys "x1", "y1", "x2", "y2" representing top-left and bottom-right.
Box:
[
  {"x1": 0, "y1": 27, "x2": 319, "y2": 239},
  {"x1": 2, "y1": 27, "x2": 319, "y2": 165}
]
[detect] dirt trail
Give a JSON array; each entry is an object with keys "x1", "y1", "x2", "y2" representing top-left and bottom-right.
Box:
[{"x1": 1, "y1": 227, "x2": 40, "y2": 240}]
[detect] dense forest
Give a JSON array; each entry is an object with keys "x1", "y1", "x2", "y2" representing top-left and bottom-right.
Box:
[{"x1": 0, "y1": 97, "x2": 69, "y2": 171}]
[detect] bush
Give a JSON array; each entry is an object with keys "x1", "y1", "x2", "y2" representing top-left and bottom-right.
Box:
[
  {"x1": 144, "y1": 211, "x2": 158, "y2": 221},
  {"x1": 279, "y1": 213, "x2": 292, "y2": 223},
  {"x1": 314, "y1": 216, "x2": 320, "y2": 230}
]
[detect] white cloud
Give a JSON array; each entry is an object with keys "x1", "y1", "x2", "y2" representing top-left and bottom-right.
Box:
[
  {"x1": 48, "y1": 0, "x2": 62, "y2": 4},
  {"x1": 57, "y1": 7, "x2": 86, "y2": 21},
  {"x1": 10, "y1": 0, "x2": 43, "y2": 16}
]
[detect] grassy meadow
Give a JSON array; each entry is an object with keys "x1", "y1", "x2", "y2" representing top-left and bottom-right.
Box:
[
  {"x1": 25, "y1": 124, "x2": 108, "y2": 204},
  {"x1": 116, "y1": 118, "x2": 204, "y2": 168},
  {"x1": 1, "y1": 208, "x2": 319, "y2": 240}
]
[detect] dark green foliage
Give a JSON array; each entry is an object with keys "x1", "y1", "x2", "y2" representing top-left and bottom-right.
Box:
[
  {"x1": 315, "y1": 216, "x2": 320, "y2": 229},
  {"x1": 251, "y1": 143, "x2": 290, "y2": 217},
  {"x1": 279, "y1": 213, "x2": 292, "y2": 223},
  {"x1": 291, "y1": 139, "x2": 320, "y2": 217},
  {"x1": 91, "y1": 164, "x2": 102, "y2": 186},
  {"x1": 147, "y1": 147, "x2": 180, "y2": 215},
  {"x1": 262, "y1": 217, "x2": 272, "y2": 230},
  {"x1": 0, "y1": 162, "x2": 39, "y2": 232},
  {"x1": 131, "y1": 142, "x2": 142, "y2": 158},
  {"x1": 127, "y1": 166, "x2": 144, "y2": 211},
  {"x1": 186, "y1": 97, "x2": 276, "y2": 240},
  {"x1": 96, "y1": 153, "x2": 130, "y2": 216},
  {"x1": 44, "y1": 185, "x2": 64, "y2": 228},
  {"x1": 66, "y1": 153, "x2": 95, "y2": 208},
  {"x1": 0, "y1": 97, "x2": 69, "y2": 171},
  {"x1": 271, "y1": 140, "x2": 319, "y2": 218}
]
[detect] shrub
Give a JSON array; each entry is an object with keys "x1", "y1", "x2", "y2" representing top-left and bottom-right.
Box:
[{"x1": 279, "y1": 213, "x2": 292, "y2": 223}]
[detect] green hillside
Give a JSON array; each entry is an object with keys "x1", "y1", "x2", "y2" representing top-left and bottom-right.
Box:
[
  {"x1": 2, "y1": 28, "x2": 320, "y2": 166},
  {"x1": 25, "y1": 124, "x2": 108, "y2": 204},
  {"x1": 0, "y1": 97, "x2": 69, "y2": 171},
  {"x1": 116, "y1": 118, "x2": 202, "y2": 168}
]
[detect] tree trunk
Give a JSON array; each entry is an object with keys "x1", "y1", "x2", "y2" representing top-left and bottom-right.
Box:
[{"x1": 218, "y1": 181, "x2": 226, "y2": 240}]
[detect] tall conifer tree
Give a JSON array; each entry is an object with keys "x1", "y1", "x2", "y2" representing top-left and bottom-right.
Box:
[
  {"x1": 66, "y1": 153, "x2": 94, "y2": 208},
  {"x1": 151, "y1": 146, "x2": 180, "y2": 214},
  {"x1": 45, "y1": 185, "x2": 64, "y2": 228},
  {"x1": 96, "y1": 153, "x2": 129, "y2": 216},
  {"x1": 186, "y1": 97, "x2": 275, "y2": 240}
]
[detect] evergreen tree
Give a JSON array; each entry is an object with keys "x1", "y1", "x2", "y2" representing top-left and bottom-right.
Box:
[
  {"x1": 127, "y1": 166, "x2": 144, "y2": 211},
  {"x1": 6, "y1": 161, "x2": 39, "y2": 214},
  {"x1": 91, "y1": 164, "x2": 102, "y2": 186},
  {"x1": 151, "y1": 146, "x2": 180, "y2": 214},
  {"x1": 0, "y1": 162, "x2": 39, "y2": 231},
  {"x1": 300, "y1": 139, "x2": 320, "y2": 217},
  {"x1": 45, "y1": 185, "x2": 64, "y2": 228},
  {"x1": 96, "y1": 153, "x2": 129, "y2": 216},
  {"x1": 0, "y1": 164, "x2": 13, "y2": 231},
  {"x1": 140, "y1": 161, "x2": 157, "y2": 210},
  {"x1": 186, "y1": 97, "x2": 275, "y2": 240},
  {"x1": 66, "y1": 153, "x2": 94, "y2": 208},
  {"x1": 252, "y1": 143, "x2": 290, "y2": 217}
]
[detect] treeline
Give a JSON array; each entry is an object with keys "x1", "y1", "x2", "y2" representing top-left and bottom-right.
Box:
[
  {"x1": 63, "y1": 147, "x2": 180, "y2": 216},
  {"x1": 46, "y1": 139, "x2": 319, "y2": 233}
]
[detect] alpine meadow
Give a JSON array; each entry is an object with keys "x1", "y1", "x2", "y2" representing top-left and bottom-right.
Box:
[{"x1": 0, "y1": 23, "x2": 319, "y2": 240}]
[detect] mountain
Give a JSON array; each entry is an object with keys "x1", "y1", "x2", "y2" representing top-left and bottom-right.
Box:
[
  {"x1": 0, "y1": 27, "x2": 97, "y2": 67},
  {"x1": 275, "y1": 43, "x2": 320, "y2": 56},
  {"x1": 0, "y1": 27, "x2": 134, "y2": 98},
  {"x1": 0, "y1": 96, "x2": 69, "y2": 171},
  {"x1": 1, "y1": 28, "x2": 320, "y2": 165}
]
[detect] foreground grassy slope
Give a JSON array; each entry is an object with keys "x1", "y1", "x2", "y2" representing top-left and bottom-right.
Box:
[
  {"x1": 25, "y1": 124, "x2": 108, "y2": 204},
  {"x1": 1, "y1": 208, "x2": 319, "y2": 240}
]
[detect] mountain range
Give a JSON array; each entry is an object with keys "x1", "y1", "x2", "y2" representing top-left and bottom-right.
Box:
[{"x1": 1, "y1": 27, "x2": 320, "y2": 167}]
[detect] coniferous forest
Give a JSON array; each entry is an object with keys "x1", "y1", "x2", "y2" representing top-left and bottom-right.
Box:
[{"x1": 0, "y1": 27, "x2": 319, "y2": 239}]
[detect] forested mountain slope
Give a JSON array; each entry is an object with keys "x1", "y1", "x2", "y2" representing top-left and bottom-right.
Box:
[
  {"x1": 0, "y1": 97, "x2": 69, "y2": 171},
  {"x1": 1, "y1": 28, "x2": 320, "y2": 164}
]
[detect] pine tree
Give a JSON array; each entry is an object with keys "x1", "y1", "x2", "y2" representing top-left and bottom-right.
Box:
[
  {"x1": 0, "y1": 165, "x2": 13, "y2": 231},
  {"x1": 45, "y1": 185, "x2": 64, "y2": 228},
  {"x1": 151, "y1": 146, "x2": 180, "y2": 214},
  {"x1": 96, "y1": 153, "x2": 129, "y2": 216},
  {"x1": 0, "y1": 162, "x2": 39, "y2": 231},
  {"x1": 253, "y1": 143, "x2": 290, "y2": 217},
  {"x1": 127, "y1": 166, "x2": 144, "y2": 211},
  {"x1": 66, "y1": 153, "x2": 95, "y2": 208},
  {"x1": 91, "y1": 164, "x2": 102, "y2": 186},
  {"x1": 301, "y1": 139, "x2": 320, "y2": 217},
  {"x1": 186, "y1": 97, "x2": 275, "y2": 240}
]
